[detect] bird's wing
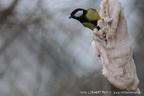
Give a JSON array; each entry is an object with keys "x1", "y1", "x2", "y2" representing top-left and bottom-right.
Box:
[{"x1": 86, "y1": 9, "x2": 100, "y2": 21}]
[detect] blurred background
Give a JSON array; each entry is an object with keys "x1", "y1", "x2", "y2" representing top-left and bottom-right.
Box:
[{"x1": 0, "y1": 0, "x2": 143, "y2": 96}]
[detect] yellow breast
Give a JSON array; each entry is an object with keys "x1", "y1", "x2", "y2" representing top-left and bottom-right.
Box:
[{"x1": 82, "y1": 22, "x2": 96, "y2": 30}]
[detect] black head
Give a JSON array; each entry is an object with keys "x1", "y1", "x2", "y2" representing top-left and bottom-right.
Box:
[{"x1": 69, "y1": 8, "x2": 87, "y2": 22}]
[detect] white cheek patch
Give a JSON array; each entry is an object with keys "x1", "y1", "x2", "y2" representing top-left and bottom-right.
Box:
[{"x1": 74, "y1": 10, "x2": 83, "y2": 17}]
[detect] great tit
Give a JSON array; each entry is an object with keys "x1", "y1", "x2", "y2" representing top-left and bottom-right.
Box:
[{"x1": 69, "y1": 8, "x2": 101, "y2": 30}]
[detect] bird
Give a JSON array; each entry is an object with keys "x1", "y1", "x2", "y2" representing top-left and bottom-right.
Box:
[{"x1": 69, "y1": 8, "x2": 101, "y2": 30}]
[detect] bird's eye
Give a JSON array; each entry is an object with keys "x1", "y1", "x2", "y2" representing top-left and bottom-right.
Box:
[{"x1": 74, "y1": 10, "x2": 83, "y2": 17}]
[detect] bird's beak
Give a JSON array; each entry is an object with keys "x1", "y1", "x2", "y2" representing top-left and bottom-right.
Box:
[{"x1": 69, "y1": 16, "x2": 72, "y2": 19}]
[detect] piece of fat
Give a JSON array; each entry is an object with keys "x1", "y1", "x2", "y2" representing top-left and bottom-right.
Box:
[{"x1": 92, "y1": 0, "x2": 140, "y2": 94}]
